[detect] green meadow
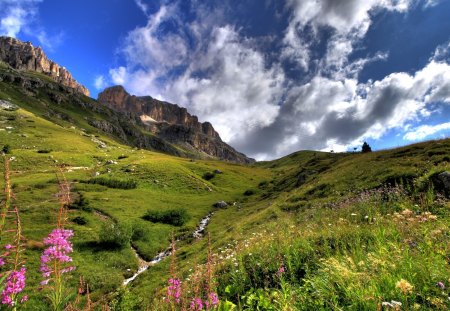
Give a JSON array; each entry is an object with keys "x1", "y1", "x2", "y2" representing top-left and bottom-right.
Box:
[{"x1": 0, "y1": 68, "x2": 449, "y2": 310}]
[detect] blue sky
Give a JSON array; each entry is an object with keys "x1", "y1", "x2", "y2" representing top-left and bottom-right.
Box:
[{"x1": 1, "y1": 0, "x2": 450, "y2": 160}]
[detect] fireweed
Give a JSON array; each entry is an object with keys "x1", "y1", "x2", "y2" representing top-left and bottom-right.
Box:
[
  {"x1": 40, "y1": 170, "x2": 76, "y2": 311},
  {"x1": 0, "y1": 156, "x2": 28, "y2": 309},
  {"x1": 162, "y1": 233, "x2": 220, "y2": 310}
]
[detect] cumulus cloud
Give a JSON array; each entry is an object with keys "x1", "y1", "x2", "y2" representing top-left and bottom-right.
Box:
[
  {"x1": 282, "y1": 0, "x2": 412, "y2": 74},
  {"x1": 109, "y1": 0, "x2": 450, "y2": 160},
  {"x1": 110, "y1": 3, "x2": 285, "y2": 142},
  {"x1": 94, "y1": 75, "x2": 107, "y2": 90},
  {"x1": 0, "y1": 0, "x2": 62, "y2": 51},
  {"x1": 404, "y1": 122, "x2": 450, "y2": 141},
  {"x1": 0, "y1": 0, "x2": 41, "y2": 37}
]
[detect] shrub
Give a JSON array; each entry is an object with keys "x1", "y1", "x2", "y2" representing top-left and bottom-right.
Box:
[
  {"x1": 72, "y1": 216, "x2": 88, "y2": 225},
  {"x1": 99, "y1": 221, "x2": 132, "y2": 249},
  {"x1": 361, "y1": 142, "x2": 372, "y2": 153},
  {"x1": 118, "y1": 155, "x2": 129, "y2": 160},
  {"x1": 142, "y1": 209, "x2": 190, "y2": 226},
  {"x1": 2, "y1": 144, "x2": 11, "y2": 154},
  {"x1": 244, "y1": 189, "x2": 256, "y2": 196},
  {"x1": 68, "y1": 192, "x2": 92, "y2": 212},
  {"x1": 202, "y1": 172, "x2": 215, "y2": 181},
  {"x1": 82, "y1": 177, "x2": 137, "y2": 189},
  {"x1": 37, "y1": 149, "x2": 52, "y2": 153}
]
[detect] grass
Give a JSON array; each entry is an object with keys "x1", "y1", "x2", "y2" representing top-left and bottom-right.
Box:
[{"x1": 0, "y1": 65, "x2": 449, "y2": 309}]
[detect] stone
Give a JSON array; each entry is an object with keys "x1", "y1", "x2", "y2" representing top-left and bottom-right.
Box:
[
  {"x1": 213, "y1": 201, "x2": 228, "y2": 208},
  {"x1": 0, "y1": 99, "x2": 18, "y2": 111},
  {"x1": 0, "y1": 36, "x2": 89, "y2": 96},
  {"x1": 98, "y1": 86, "x2": 254, "y2": 164},
  {"x1": 430, "y1": 171, "x2": 450, "y2": 197}
]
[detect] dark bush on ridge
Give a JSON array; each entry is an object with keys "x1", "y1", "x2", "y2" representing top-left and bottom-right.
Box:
[
  {"x1": 143, "y1": 209, "x2": 189, "y2": 226},
  {"x1": 82, "y1": 177, "x2": 137, "y2": 189}
]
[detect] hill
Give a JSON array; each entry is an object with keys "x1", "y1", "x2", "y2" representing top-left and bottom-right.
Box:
[{"x1": 0, "y1": 38, "x2": 449, "y2": 311}]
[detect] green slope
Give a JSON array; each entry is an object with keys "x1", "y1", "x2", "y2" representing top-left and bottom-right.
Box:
[{"x1": 0, "y1": 67, "x2": 449, "y2": 310}]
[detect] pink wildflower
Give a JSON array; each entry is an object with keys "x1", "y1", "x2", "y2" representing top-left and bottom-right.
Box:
[
  {"x1": 1, "y1": 267, "x2": 26, "y2": 306},
  {"x1": 277, "y1": 265, "x2": 285, "y2": 277},
  {"x1": 167, "y1": 278, "x2": 181, "y2": 304},
  {"x1": 40, "y1": 229, "x2": 75, "y2": 282},
  {"x1": 208, "y1": 292, "x2": 219, "y2": 306},
  {"x1": 0, "y1": 258, "x2": 5, "y2": 266},
  {"x1": 190, "y1": 297, "x2": 203, "y2": 310},
  {"x1": 4, "y1": 245, "x2": 12, "y2": 250}
]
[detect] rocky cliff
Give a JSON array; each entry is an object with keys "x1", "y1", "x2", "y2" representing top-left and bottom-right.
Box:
[
  {"x1": 98, "y1": 86, "x2": 254, "y2": 163},
  {"x1": 0, "y1": 36, "x2": 89, "y2": 96}
]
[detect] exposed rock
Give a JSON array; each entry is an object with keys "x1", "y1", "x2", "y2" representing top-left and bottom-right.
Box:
[
  {"x1": 214, "y1": 169, "x2": 223, "y2": 174},
  {"x1": 98, "y1": 86, "x2": 254, "y2": 164},
  {"x1": 430, "y1": 171, "x2": 450, "y2": 197},
  {"x1": 0, "y1": 99, "x2": 18, "y2": 111},
  {"x1": 0, "y1": 36, "x2": 89, "y2": 96},
  {"x1": 213, "y1": 201, "x2": 228, "y2": 208}
]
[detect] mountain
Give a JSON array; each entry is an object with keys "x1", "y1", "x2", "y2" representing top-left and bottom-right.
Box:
[
  {"x1": 98, "y1": 86, "x2": 254, "y2": 163},
  {"x1": 0, "y1": 36, "x2": 252, "y2": 163},
  {"x1": 0, "y1": 36, "x2": 89, "y2": 96}
]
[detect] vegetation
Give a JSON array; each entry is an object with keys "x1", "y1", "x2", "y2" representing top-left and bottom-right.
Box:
[
  {"x1": 143, "y1": 209, "x2": 190, "y2": 227},
  {"x1": 362, "y1": 141, "x2": 372, "y2": 153},
  {"x1": 0, "y1": 65, "x2": 449, "y2": 310},
  {"x1": 82, "y1": 177, "x2": 137, "y2": 189}
]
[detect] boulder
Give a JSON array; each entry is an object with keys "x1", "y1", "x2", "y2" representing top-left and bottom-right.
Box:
[
  {"x1": 430, "y1": 171, "x2": 450, "y2": 197},
  {"x1": 213, "y1": 201, "x2": 228, "y2": 208}
]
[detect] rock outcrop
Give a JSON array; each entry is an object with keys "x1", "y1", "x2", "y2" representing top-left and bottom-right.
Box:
[
  {"x1": 98, "y1": 86, "x2": 254, "y2": 163},
  {"x1": 0, "y1": 36, "x2": 89, "y2": 96}
]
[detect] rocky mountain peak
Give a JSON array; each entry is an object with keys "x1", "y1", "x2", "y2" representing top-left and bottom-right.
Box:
[
  {"x1": 0, "y1": 36, "x2": 90, "y2": 96},
  {"x1": 98, "y1": 86, "x2": 254, "y2": 163}
]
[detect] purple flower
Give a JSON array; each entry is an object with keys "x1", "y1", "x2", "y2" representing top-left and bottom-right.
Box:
[
  {"x1": 40, "y1": 229, "x2": 75, "y2": 283},
  {"x1": 0, "y1": 258, "x2": 5, "y2": 266},
  {"x1": 1, "y1": 267, "x2": 26, "y2": 306},
  {"x1": 167, "y1": 278, "x2": 181, "y2": 304},
  {"x1": 208, "y1": 292, "x2": 219, "y2": 306},
  {"x1": 190, "y1": 297, "x2": 203, "y2": 310},
  {"x1": 277, "y1": 265, "x2": 285, "y2": 277},
  {"x1": 436, "y1": 281, "x2": 445, "y2": 290},
  {"x1": 4, "y1": 245, "x2": 12, "y2": 250}
]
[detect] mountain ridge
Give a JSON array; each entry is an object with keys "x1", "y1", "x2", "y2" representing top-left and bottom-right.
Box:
[
  {"x1": 0, "y1": 36, "x2": 90, "y2": 96},
  {"x1": 98, "y1": 85, "x2": 254, "y2": 163}
]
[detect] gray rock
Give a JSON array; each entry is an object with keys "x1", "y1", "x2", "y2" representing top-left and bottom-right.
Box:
[
  {"x1": 0, "y1": 99, "x2": 18, "y2": 111},
  {"x1": 430, "y1": 171, "x2": 450, "y2": 197},
  {"x1": 213, "y1": 201, "x2": 228, "y2": 208}
]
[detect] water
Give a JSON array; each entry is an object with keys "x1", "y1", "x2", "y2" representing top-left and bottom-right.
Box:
[{"x1": 123, "y1": 212, "x2": 213, "y2": 286}]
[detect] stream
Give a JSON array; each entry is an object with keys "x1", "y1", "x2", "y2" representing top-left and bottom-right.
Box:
[{"x1": 123, "y1": 212, "x2": 213, "y2": 286}]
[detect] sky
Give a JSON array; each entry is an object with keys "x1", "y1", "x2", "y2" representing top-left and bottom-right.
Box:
[{"x1": 1, "y1": 0, "x2": 450, "y2": 160}]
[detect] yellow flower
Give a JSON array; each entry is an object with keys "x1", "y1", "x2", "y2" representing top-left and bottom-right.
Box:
[{"x1": 396, "y1": 279, "x2": 414, "y2": 294}]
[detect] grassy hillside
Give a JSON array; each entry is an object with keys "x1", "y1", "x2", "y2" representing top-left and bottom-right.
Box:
[{"x1": 0, "y1": 69, "x2": 449, "y2": 310}]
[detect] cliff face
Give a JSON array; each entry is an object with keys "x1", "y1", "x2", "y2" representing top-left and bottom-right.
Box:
[
  {"x1": 98, "y1": 86, "x2": 254, "y2": 163},
  {"x1": 0, "y1": 36, "x2": 90, "y2": 96}
]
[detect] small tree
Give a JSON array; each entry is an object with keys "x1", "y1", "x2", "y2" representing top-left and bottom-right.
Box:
[{"x1": 361, "y1": 142, "x2": 372, "y2": 153}]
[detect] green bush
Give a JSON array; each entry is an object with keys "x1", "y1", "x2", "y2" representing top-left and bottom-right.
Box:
[
  {"x1": 37, "y1": 149, "x2": 52, "y2": 153},
  {"x1": 202, "y1": 172, "x2": 215, "y2": 181},
  {"x1": 68, "y1": 192, "x2": 92, "y2": 212},
  {"x1": 2, "y1": 144, "x2": 11, "y2": 154},
  {"x1": 72, "y1": 216, "x2": 88, "y2": 225},
  {"x1": 99, "y1": 221, "x2": 132, "y2": 249},
  {"x1": 142, "y1": 209, "x2": 189, "y2": 226},
  {"x1": 244, "y1": 189, "x2": 256, "y2": 196},
  {"x1": 82, "y1": 177, "x2": 137, "y2": 189}
]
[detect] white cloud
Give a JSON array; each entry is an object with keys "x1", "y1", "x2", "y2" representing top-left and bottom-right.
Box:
[
  {"x1": 111, "y1": 5, "x2": 285, "y2": 143},
  {"x1": 0, "y1": 0, "x2": 63, "y2": 51},
  {"x1": 404, "y1": 122, "x2": 450, "y2": 141},
  {"x1": 94, "y1": 75, "x2": 107, "y2": 90},
  {"x1": 108, "y1": 0, "x2": 450, "y2": 160},
  {"x1": 282, "y1": 0, "x2": 413, "y2": 74}
]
